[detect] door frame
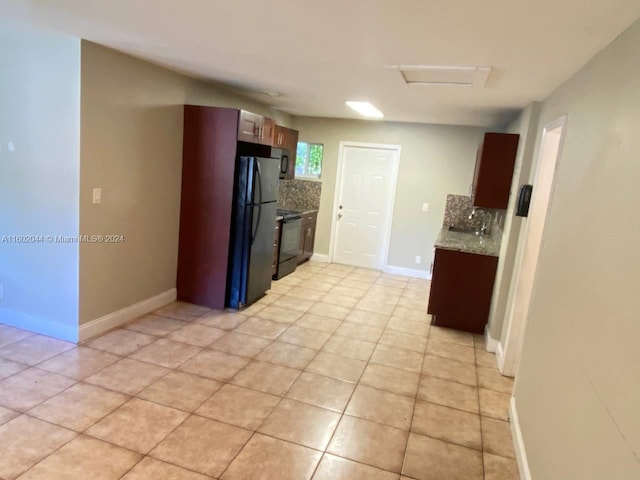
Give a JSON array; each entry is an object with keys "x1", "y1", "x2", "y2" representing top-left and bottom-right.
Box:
[
  {"x1": 329, "y1": 141, "x2": 401, "y2": 270},
  {"x1": 498, "y1": 115, "x2": 567, "y2": 377}
]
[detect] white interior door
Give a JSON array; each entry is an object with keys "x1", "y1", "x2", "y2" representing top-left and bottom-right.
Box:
[
  {"x1": 500, "y1": 116, "x2": 566, "y2": 377},
  {"x1": 332, "y1": 143, "x2": 400, "y2": 269}
]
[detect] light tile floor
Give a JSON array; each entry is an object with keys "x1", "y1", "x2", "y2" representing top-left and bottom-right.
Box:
[{"x1": 0, "y1": 261, "x2": 519, "y2": 480}]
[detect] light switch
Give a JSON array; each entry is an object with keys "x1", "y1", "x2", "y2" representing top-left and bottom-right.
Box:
[
  {"x1": 422, "y1": 203, "x2": 429, "y2": 212},
  {"x1": 92, "y1": 188, "x2": 102, "y2": 204}
]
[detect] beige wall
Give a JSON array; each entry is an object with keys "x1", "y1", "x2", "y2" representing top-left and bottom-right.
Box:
[
  {"x1": 79, "y1": 41, "x2": 289, "y2": 324},
  {"x1": 514, "y1": 19, "x2": 640, "y2": 479},
  {"x1": 487, "y1": 103, "x2": 540, "y2": 341},
  {"x1": 291, "y1": 116, "x2": 484, "y2": 272},
  {"x1": 0, "y1": 22, "x2": 80, "y2": 341}
]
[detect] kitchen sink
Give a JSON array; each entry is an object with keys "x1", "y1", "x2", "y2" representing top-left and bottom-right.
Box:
[{"x1": 448, "y1": 225, "x2": 482, "y2": 234}]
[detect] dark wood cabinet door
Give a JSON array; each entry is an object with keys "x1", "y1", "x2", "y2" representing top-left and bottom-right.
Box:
[
  {"x1": 237, "y1": 110, "x2": 261, "y2": 143},
  {"x1": 273, "y1": 220, "x2": 282, "y2": 276},
  {"x1": 298, "y1": 226, "x2": 307, "y2": 263},
  {"x1": 272, "y1": 125, "x2": 299, "y2": 179},
  {"x1": 303, "y1": 223, "x2": 316, "y2": 258},
  {"x1": 471, "y1": 132, "x2": 520, "y2": 209},
  {"x1": 428, "y1": 248, "x2": 498, "y2": 334},
  {"x1": 260, "y1": 117, "x2": 276, "y2": 146},
  {"x1": 273, "y1": 125, "x2": 287, "y2": 148},
  {"x1": 284, "y1": 128, "x2": 299, "y2": 180},
  {"x1": 238, "y1": 111, "x2": 276, "y2": 146},
  {"x1": 298, "y1": 212, "x2": 317, "y2": 264}
]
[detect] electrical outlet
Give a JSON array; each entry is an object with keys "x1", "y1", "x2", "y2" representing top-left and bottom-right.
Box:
[
  {"x1": 422, "y1": 203, "x2": 429, "y2": 212},
  {"x1": 0, "y1": 283, "x2": 4, "y2": 300},
  {"x1": 415, "y1": 255, "x2": 422, "y2": 264}
]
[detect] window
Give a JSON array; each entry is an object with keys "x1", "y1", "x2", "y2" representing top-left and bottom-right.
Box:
[{"x1": 295, "y1": 142, "x2": 323, "y2": 179}]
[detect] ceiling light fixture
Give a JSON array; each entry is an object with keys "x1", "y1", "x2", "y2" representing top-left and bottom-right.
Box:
[{"x1": 346, "y1": 101, "x2": 384, "y2": 119}]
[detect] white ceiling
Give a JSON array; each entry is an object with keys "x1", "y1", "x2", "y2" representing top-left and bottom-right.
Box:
[{"x1": 2, "y1": 0, "x2": 640, "y2": 127}]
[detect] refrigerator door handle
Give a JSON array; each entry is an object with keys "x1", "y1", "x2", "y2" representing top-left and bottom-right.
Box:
[
  {"x1": 251, "y1": 161, "x2": 263, "y2": 244},
  {"x1": 252, "y1": 204, "x2": 262, "y2": 245}
]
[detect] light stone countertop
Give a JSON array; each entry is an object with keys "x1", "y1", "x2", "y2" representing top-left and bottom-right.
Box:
[{"x1": 434, "y1": 227, "x2": 502, "y2": 257}]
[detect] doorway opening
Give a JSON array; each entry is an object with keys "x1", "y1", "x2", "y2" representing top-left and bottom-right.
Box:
[
  {"x1": 499, "y1": 116, "x2": 567, "y2": 377},
  {"x1": 329, "y1": 142, "x2": 401, "y2": 270}
]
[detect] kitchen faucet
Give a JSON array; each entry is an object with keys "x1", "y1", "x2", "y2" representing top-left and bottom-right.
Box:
[{"x1": 468, "y1": 207, "x2": 491, "y2": 235}]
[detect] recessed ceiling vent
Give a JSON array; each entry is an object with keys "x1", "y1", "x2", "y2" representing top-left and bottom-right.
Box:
[{"x1": 397, "y1": 65, "x2": 491, "y2": 88}]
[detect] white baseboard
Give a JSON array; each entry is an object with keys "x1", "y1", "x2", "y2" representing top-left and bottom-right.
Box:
[
  {"x1": 510, "y1": 397, "x2": 532, "y2": 480},
  {"x1": 310, "y1": 253, "x2": 330, "y2": 263},
  {"x1": 0, "y1": 307, "x2": 79, "y2": 343},
  {"x1": 484, "y1": 326, "x2": 499, "y2": 353},
  {"x1": 383, "y1": 265, "x2": 431, "y2": 280},
  {"x1": 78, "y1": 288, "x2": 176, "y2": 342},
  {"x1": 496, "y1": 341, "x2": 507, "y2": 374}
]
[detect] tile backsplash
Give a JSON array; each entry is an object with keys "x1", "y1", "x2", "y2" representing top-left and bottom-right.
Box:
[
  {"x1": 277, "y1": 179, "x2": 322, "y2": 211},
  {"x1": 443, "y1": 194, "x2": 505, "y2": 233}
]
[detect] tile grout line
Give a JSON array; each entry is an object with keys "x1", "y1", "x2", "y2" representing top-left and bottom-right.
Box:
[
  {"x1": 398, "y1": 279, "x2": 429, "y2": 478},
  {"x1": 475, "y1": 334, "x2": 486, "y2": 480}
]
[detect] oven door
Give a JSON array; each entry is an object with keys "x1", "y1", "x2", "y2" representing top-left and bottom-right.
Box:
[
  {"x1": 275, "y1": 216, "x2": 301, "y2": 279},
  {"x1": 279, "y1": 217, "x2": 301, "y2": 263}
]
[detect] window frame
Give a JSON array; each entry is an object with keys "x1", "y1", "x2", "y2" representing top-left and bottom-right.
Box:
[{"x1": 295, "y1": 141, "x2": 324, "y2": 180}]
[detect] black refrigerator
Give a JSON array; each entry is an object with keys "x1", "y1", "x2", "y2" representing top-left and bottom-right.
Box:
[{"x1": 227, "y1": 156, "x2": 280, "y2": 309}]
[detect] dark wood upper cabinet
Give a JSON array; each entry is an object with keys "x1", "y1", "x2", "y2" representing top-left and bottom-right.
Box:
[
  {"x1": 283, "y1": 127, "x2": 298, "y2": 180},
  {"x1": 273, "y1": 125, "x2": 287, "y2": 148},
  {"x1": 273, "y1": 125, "x2": 299, "y2": 180},
  {"x1": 237, "y1": 110, "x2": 261, "y2": 143},
  {"x1": 261, "y1": 117, "x2": 275, "y2": 146},
  {"x1": 237, "y1": 110, "x2": 275, "y2": 146},
  {"x1": 471, "y1": 132, "x2": 520, "y2": 209}
]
